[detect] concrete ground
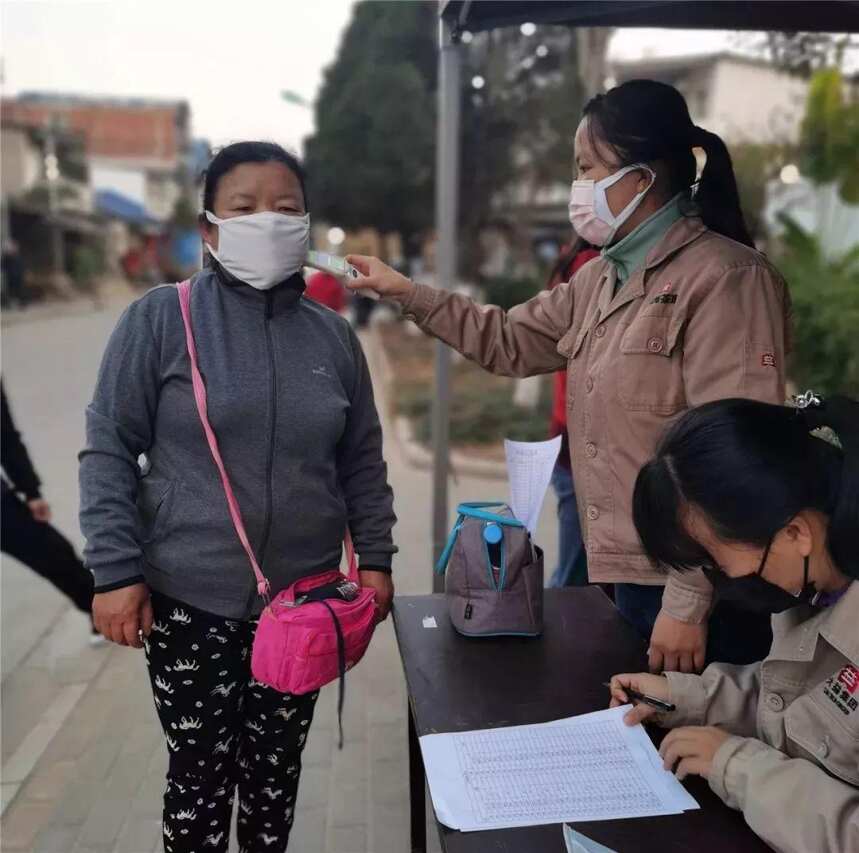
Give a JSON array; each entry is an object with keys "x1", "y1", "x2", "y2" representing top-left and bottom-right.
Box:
[{"x1": 0, "y1": 287, "x2": 558, "y2": 852}]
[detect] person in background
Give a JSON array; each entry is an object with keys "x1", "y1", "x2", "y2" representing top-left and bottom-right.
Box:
[
  {"x1": 610, "y1": 394, "x2": 859, "y2": 853},
  {"x1": 1, "y1": 240, "x2": 27, "y2": 308},
  {"x1": 346, "y1": 79, "x2": 791, "y2": 673},
  {"x1": 1, "y1": 381, "x2": 97, "y2": 636},
  {"x1": 80, "y1": 141, "x2": 396, "y2": 853},
  {"x1": 305, "y1": 268, "x2": 346, "y2": 313},
  {"x1": 546, "y1": 238, "x2": 599, "y2": 588}
]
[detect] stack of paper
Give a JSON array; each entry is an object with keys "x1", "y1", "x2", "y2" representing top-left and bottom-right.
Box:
[
  {"x1": 419, "y1": 706, "x2": 698, "y2": 832},
  {"x1": 504, "y1": 436, "x2": 562, "y2": 534}
]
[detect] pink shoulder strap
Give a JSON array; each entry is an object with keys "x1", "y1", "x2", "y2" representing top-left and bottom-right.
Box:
[{"x1": 175, "y1": 279, "x2": 357, "y2": 597}]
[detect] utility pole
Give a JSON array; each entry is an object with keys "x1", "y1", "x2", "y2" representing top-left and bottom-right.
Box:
[{"x1": 43, "y1": 117, "x2": 66, "y2": 286}]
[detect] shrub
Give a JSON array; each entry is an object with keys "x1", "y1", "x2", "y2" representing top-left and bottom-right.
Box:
[{"x1": 778, "y1": 214, "x2": 859, "y2": 396}]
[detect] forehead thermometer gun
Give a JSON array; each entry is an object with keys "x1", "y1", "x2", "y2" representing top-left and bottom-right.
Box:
[{"x1": 305, "y1": 250, "x2": 380, "y2": 300}]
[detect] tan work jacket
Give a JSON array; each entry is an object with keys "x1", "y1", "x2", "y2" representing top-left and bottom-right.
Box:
[
  {"x1": 400, "y1": 217, "x2": 791, "y2": 621},
  {"x1": 665, "y1": 582, "x2": 859, "y2": 852}
]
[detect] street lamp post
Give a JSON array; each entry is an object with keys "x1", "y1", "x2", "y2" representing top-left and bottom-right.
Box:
[{"x1": 281, "y1": 90, "x2": 312, "y2": 109}]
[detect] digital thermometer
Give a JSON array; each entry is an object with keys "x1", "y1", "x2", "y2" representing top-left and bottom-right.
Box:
[{"x1": 305, "y1": 250, "x2": 379, "y2": 299}]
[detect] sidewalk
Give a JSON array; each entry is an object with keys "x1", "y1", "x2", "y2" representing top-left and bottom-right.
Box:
[{"x1": 1, "y1": 305, "x2": 559, "y2": 852}]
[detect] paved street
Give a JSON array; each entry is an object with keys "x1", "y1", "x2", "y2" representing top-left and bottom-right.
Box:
[{"x1": 1, "y1": 290, "x2": 559, "y2": 853}]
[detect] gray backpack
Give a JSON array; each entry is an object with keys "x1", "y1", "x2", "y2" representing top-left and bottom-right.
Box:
[{"x1": 436, "y1": 502, "x2": 543, "y2": 637}]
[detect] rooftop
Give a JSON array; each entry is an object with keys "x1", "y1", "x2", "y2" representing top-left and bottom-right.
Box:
[{"x1": 15, "y1": 92, "x2": 188, "y2": 112}]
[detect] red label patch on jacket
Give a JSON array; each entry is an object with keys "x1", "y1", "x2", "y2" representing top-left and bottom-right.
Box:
[
  {"x1": 838, "y1": 665, "x2": 859, "y2": 694},
  {"x1": 761, "y1": 352, "x2": 777, "y2": 368},
  {"x1": 824, "y1": 667, "x2": 859, "y2": 716}
]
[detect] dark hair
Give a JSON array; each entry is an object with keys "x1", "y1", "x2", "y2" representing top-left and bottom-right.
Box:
[
  {"x1": 633, "y1": 396, "x2": 859, "y2": 581},
  {"x1": 583, "y1": 80, "x2": 753, "y2": 248},
  {"x1": 201, "y1": 141, "x2": 308, "y2": 213}
]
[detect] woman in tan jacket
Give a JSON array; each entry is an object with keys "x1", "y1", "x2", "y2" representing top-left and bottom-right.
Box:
[
  {"x1": 609, "y1": 394, "x2": 859, "y2": 853},
  {"x1": 348, "y1": 80, "x2": 790, "y2": 672}
]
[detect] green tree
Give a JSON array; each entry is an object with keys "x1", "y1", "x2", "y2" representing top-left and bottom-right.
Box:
[
  {"x1": 733, "y1": 31, "x2": 858, "y2": 77},
  {"x1": 304, "y1": 1, "x2": 437, "y2": 259},
  {"x1": 305, "y1": 4, "x2": 585, "y2": 273},
  {"x1": 459, "y1": 26, "x2": 584, "y2": 278},
  {"x1": 799, "y1": 67, "x2": 859, "y2": 204},
  {"x1": 776, "y1": 68, "x2": 859, "y2": 396},
  {"x1": 780, "y1": 214, "x2": 859, "y2": 395}
]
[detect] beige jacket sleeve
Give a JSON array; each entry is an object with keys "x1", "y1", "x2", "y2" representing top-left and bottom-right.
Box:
[
  {"x1": 663, "y1": 662, "x2": 761, "y2": 735},
  {"x1": 661, "y1": 568, "x2": 714, "y2": 625},
  {"x1": 709, "y1": 737, "x2": 859, "y2": 853},
  {"x1": 398, "y1": 282, "x2": 571, "y2": 377},
  {"x1": 661, "y1": 262, "x2": 790, "y2": 624}
]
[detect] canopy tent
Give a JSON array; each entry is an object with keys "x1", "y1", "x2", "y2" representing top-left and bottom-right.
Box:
[
  {"x1": 428, "y1": 1, "x2": 859, "y2": 588},
  {"x1": 440, "y1": 1, "x2": 858, "y2": 34}
]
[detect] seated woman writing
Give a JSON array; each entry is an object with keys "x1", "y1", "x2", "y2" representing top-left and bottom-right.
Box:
[{"x1": 609, "y1": 393, "x2": 858, "y2": 853}]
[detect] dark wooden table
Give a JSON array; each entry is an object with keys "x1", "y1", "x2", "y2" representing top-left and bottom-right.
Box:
[{"x1": 392, "y1": 589, "x2": 770, "y2": 853}]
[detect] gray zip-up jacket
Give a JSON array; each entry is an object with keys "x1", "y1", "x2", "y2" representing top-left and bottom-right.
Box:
[{"x1": 79, "y1": 267, "x2": 397, "y2": 619}]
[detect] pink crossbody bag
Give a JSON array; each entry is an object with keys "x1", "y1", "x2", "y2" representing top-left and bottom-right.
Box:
[{"x1": 176, "y1": 279, "x2": 377, "y2": 745}]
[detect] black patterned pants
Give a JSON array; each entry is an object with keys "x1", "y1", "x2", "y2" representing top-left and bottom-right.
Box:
[{"x1": 144, "y1": 592, "x2": 318, "y2": 853}]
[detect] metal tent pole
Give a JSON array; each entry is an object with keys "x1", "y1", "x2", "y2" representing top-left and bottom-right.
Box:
[{"x1": 431, "y1": 17, "x2": 461, "y2": 592}]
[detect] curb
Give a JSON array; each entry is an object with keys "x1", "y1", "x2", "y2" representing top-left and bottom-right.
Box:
[{"x1": 368, "y1": 325, "x2": 508, "y2": 481}]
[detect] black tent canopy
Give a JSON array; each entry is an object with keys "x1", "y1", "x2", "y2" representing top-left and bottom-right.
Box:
[
  {"x1": 441, "y1": 1, "x2": 859, "y2": 35},
  {"x1": 427, "y1": 1, "x2": 858, "y2": 584}
]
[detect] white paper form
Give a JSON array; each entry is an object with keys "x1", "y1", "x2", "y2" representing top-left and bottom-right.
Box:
[
  {"x1": 419, "y1": 706, "x2": 698, "y2": 832},
  {"x1": 504, "y1": 435, "x2": 562, "y2": 534}
]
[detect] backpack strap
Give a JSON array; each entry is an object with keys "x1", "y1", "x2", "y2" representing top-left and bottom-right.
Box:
[{"x1": 176, "y1": 279, "x2": 358, "y2": 598}]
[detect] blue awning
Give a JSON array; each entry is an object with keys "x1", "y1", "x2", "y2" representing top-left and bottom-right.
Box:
[{"x1": 95, "y1": 189, "x2": 159, "y2": 225}]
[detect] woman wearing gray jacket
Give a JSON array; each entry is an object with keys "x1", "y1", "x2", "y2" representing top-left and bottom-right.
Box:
[{"x1": 79, "y1": 142, "x2": 397, "y2": 853}]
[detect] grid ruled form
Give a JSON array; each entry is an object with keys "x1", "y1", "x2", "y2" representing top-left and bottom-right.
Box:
[{"x1": 420, "y1": 706, "x2": 698, "y2": 832}]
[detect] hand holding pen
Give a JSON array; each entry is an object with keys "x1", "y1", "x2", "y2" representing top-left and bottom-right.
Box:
[{"x1": 607, "y1": 674, "x2": 676, "y2": 725}]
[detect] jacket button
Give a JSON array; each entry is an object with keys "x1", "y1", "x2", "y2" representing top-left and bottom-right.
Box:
[
  {"x1": 816, "y1": 739, "x2": 830, "y2": 759},
  {"x1": 585, "y1": 442, "x2": 597, "y2": 458},
  {"x1": 403, "y1": 313, "x2": 417, "y2": 323},
  {"x1": 766, "y1": 692, "x2": 785, "y2": 712},
  {"x1": 647, "y1": 337, "x2": 664, "y2": 353},
  {"x1": 595, "y1": 325, "x2": 606, "y2": 338},
  {"x1": 585, "y1": 377, "x2": 594, "y2": 393},
  {"x1": 587, "y1": 505, "x2": 600, "y2": 521}
]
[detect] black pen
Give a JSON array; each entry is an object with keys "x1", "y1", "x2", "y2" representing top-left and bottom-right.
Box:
[{"x1": 603, "y1": 682, "x2": 676, "y2": 713}]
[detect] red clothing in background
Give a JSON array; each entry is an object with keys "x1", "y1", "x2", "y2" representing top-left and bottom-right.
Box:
[{"x1": 305, "y1": 271, "x2": 346, "y2": 313}]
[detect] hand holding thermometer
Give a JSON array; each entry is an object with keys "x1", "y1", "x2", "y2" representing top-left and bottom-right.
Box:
[{"x1": 305, "y1": 251, "x2": 380, "y2": 300}]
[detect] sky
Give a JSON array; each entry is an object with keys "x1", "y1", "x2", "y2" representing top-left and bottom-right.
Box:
[
  {"x1": 2, "y1": 0, "x2": 741, "y2": 154},
  {"x1": 1, "y1": 0, "x2": 358, "y2": 152}
]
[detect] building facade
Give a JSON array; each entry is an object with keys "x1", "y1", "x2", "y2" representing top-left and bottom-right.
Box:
[{"x1": 1, "y1": 94, "x2": 191, "y2": 222}]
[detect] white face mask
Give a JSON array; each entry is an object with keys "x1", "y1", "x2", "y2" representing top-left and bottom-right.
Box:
[
  {"x1": 205, "y1": 210, "x2": 310, "y2": 291},
  {"x1": 568, "y1": 164, "x2": 655, "y2": 247}
]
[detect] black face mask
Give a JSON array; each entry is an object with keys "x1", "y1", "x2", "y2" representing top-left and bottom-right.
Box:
[{"x1": 703, "y1": 539, "x2": 819, "y2": 614}]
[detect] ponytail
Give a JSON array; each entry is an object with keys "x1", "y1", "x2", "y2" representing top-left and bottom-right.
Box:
[
  {"x1": 583, "y1": 80, "x2": 754, "y2": 249},
  {"x1": 800, "y1": 395, "x2": 859, "y2": 579},
  {"x1": 691, "y1": 126, "x2": 754, "y2": 248}
]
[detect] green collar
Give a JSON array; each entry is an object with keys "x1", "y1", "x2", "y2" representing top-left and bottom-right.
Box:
[{"x1": 602, "y1": 194, "x2": 684, "y2": 285}]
